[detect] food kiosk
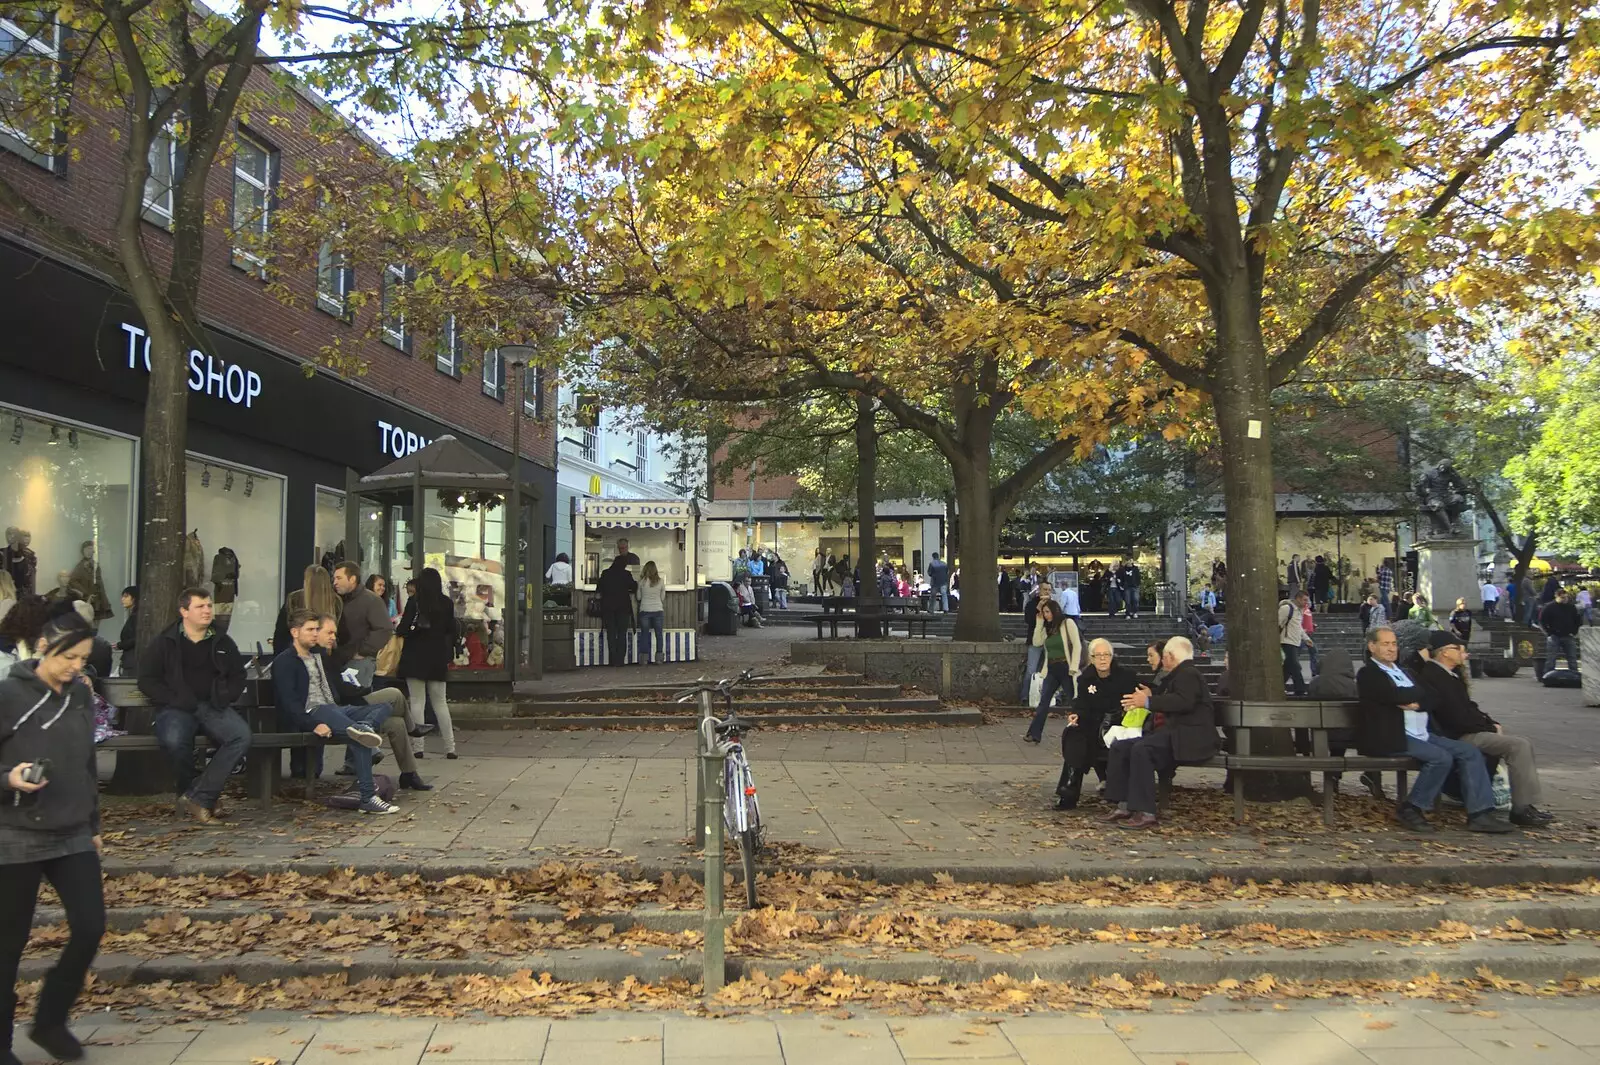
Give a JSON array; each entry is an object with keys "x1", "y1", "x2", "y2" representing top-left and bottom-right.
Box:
[{"x1": 572, "y1": 498, "x2": 699, "y2": 664}]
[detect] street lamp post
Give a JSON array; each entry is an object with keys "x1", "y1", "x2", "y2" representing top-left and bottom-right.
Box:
[{"x1": 500, "y1": 346, "x2": 541, "y2": 681}]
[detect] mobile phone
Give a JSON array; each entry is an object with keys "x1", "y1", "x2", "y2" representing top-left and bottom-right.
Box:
[{"x1": 20, "y1": 759, "x2": 50, "y2": 785}]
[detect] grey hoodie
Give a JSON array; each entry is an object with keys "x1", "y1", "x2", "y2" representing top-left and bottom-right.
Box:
[
  {"x1": 0, "y1": 660, "x2": 101, "y2": 836},
  {"x1": 1306, "y1": 648, "x2": 1359, "y2": 701}
]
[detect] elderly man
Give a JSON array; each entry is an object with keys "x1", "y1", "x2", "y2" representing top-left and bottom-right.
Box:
[
  {"x1": 1415, "y1": 631, "x2": 1553, "y2": 826},
  {"x1": 1098, "y1": 637, "x2": 1219, "y2": 829}
]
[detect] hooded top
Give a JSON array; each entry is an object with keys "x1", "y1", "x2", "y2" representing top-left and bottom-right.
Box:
[
  {"x1": 0, "y1": 660, "x2": 101, "y2": 842},
  {"x1": 1306, "y1": 648, "x2": 1358, "y2": 701}
]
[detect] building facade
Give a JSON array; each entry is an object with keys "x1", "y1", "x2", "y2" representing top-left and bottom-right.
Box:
[{"x1": 0, "y1": 59, "x2": 556, "y2": 651}]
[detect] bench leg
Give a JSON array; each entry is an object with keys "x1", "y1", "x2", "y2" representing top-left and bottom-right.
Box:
[
  {"x1": 1322, "y1": 772, "x2": 1336, "y2": 826},
  {"x1": 1232, "y1": 771, "x2": 1246, "y2": 822},
  {"x1": 1395, "y1": 769, "x2": 1408, "y2": 809},
  {"x1": 302, "y1": 745, "x2": 319, "y2": 801},
  {"x1": 245, "y1": 748, "x2": 276, "y2": 810}
]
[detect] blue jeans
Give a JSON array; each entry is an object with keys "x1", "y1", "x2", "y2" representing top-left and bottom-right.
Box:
[
  {"x1": 1107, "y1": 586, "x2": 1123, "y2": 615},
  {"x1": 1019, "y1": 645, "x2": 1046, "y2": 701},
  {"x1": 153, "y1": 703, "x2": 252, "y2": 809},
  {"x1": 637, "y1": 610, "x2": 665, "y2": 662},
  {"x1": 1546, "y1": 634, "x2": 1579, "y2": 671},
  {"x1": 1026, "y1": 662, "x2": 1074, "y2": 741},
  {"x1": 1281, "y1": 643, "x2": 1306, "y2": 697},
  {"x1": 1124, "y1": 586, "x2": 1139, "y2": 617},
  {"x1": 935, "y1": 587, "x2": 949, "y2": 612},
  {"x1": 1398, "y1": 734, "x2": 1495, "y2": 815},
  {"x1": 301, "y1": 703, "x2": 392, "y2": 800}
]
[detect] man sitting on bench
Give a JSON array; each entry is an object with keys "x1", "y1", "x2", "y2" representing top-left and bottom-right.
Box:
[
  {"x1": 311, "y1": 613, "x2": 431, "y2": 792},
  {"x1": 136, "y1": 586, "x2": 251, "y2": 824},
  {"x1": 271, "y1": 610, "x2": 399, "y2": 815},
  {"x1": 1355, "y1": 626, "x2": 1513, "y2": 834},
  {"x1": 1415, "y1": 630, "x2": 1553, "y2": 827},
  {"x1": 1099, "y1": 636, "x2": 1218, "y2": 830}
]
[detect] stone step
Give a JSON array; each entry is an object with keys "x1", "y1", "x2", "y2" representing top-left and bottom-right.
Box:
[
  {"x1": 460, "y1": 707, "x2": 982, "y2": 730},
  {"x1": 518, "y1": 679, "x2": 891, "y2": 703},
  {"x1": 509, "y1": 694, "x2": 942, "y2": 716}
]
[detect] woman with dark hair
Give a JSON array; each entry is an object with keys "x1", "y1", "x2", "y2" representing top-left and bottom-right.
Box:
[
  {"x1": 116, "y1": 586, "x2": 139, "y2": 676},
  {"x1": 1023, "y1": 599, "x2": 1083, "y2": 744},
  {"x1": 0, "y1": 597, "x2": 51, "y2": 678},
  {"x1": 363, "y1": 573, "x2": 396, "y2": 619},
  {"x1": 0, "y1": 612, "x2": 106, "y2": 1063},
  {"x1": 396, "y1": 567, "x2": 457, "y2": 758},
  {"x1": 1143, "y1": 641, "x2": 1168, "y2": 688}
]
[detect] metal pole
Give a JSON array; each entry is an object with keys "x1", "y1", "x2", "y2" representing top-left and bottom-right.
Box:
[
  {"x1": 694, "y1": 689, "x2": 711, "y2": 838},
  {"x1": 508, "y1": 358, "x2": 523, "y2": 683},
  {"x1": 701, "y1": 732, "x2": 725, "y2": 997}
]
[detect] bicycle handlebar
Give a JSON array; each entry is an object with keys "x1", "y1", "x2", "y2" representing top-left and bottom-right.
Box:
[{"x1": 672, "y1": 668, "x2": 772, "y2": 703}]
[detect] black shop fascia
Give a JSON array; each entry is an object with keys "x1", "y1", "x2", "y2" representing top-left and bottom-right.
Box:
[{"x1": 0, "y1": 238, "x2": 554, "y2": 613}]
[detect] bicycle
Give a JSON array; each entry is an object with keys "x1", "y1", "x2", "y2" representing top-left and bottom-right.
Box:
[{"x1": 676, "y1": 669, "x2": 768, "y2": 908}]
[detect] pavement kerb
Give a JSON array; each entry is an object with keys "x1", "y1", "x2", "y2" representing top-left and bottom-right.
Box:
[{"x1": 99, "y1": 857, "x2": 1600, "y2": 888}]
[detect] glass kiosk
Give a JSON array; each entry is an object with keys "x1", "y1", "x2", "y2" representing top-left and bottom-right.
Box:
[{"x1": 345, "y1": 435, "x2": 544, "y2": 689}]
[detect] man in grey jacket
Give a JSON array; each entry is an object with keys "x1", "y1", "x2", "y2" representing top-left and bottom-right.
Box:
[{"x1": 332, "y1": 562, "x2": 393, "y2": 688}]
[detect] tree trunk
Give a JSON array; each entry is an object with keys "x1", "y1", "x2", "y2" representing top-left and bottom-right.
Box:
[
  {"x1": 132, "y1": 321, "x2": 192, "y2": 662},
  {"x1": 1212, "y1": 326, "x2": 1311, "y2": 801},
  {"x1": 948, "y1": 453, "x2": 1004, "y2": 642},
  {"x1": 854, "y1": 394, "x2": 880, "y2": 638}
]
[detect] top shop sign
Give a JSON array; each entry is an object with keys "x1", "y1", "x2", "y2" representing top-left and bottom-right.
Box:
[{"x1": 120, "y1": 323, "x2": 263, "y2": 409}]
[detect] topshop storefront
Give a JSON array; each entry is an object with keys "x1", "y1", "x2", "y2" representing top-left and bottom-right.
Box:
[{"x1": 0, "y1": 240, "x2": 555, "y2": 656}]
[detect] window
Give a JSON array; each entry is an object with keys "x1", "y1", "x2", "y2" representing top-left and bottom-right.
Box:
[
  {"x1": 316, "y1": 240, "x2": 353, "y2": 319},
  {"x1": 0, "y1": 15, "x2": 61, "y2": 170},
  {"x1": 142, "y1": 122, "x2": 181, "y2": 228},
  {"x1": 635, "y1": 429, "x2": 648, "y2": 482},
  {"x1": 482, "y1": 347, "x2": 504, "y2": 400},
  {"x1": 231, "y1": 132, "x2": 275, "y2": 277},
  {"x1": 522, "y1": 365, "x2": 544, "y2": 419},
  {"x1": 436, "y1": 315, "x2": 463, "y2": 377},
  {"x1": 379, "y1": 263, "x2": 411, "y2": 351},
  {"x1": 580, "y1": 425, "x2": 597, "y2": 463}
]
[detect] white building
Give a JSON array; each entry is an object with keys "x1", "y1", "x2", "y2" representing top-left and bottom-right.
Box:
[{"x1": 552, "y1": 382, "x2": 701, "y2": 572}]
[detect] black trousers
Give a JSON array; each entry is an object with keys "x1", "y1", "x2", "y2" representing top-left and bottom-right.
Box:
[
  {"x1": 1104, "y1": 732, "x2": 1179, "y2": 815},
  {"x1": 0, "y1": 849, "x2": 106, "y2": 1050},
  {"x1": 603, "y1": 614, "x2": 630, "y2": 666}
]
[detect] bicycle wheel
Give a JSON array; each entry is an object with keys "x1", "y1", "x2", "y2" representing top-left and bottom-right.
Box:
[{"x1": 738, "y1": 826, "x2": 759, "y2": 908}]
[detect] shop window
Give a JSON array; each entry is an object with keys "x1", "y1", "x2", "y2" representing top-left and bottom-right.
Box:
[
  {"x1": 423, "y1": 493, "x2": 505, "y2": 670},
  {"x1": 0, "y1": 14, "x2": 62, "y2": 171},
  {"x1": 231, "y1": 131, "x2": 276, "y2": 278},
  {"x1": 436, "y1": 315, "x2": 463, "y2": 378},
  {"x1": 185, "y1": 456, "x2": 283, "y2": 656},
  {"x1": 0, "y1": 407, "x2": 136, "y2": 644},
  {"x1": 482, "y1": 347, "x2": 504, "y2": 400},
  {"x1": 316, "y1": 240, "x2": 353, "y2": 319},
  {"x1": 314, "y1": 487, "x2": 347, "y2": 571},
  {"x1": 379, "y1": 263, "x2": 411, "y2": 351}
]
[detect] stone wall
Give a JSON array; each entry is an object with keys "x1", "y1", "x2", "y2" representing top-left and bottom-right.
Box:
[
  {"x1": 1582, "y1": 628, "x2": 1600, "y2": 708},
  {"x1": 790, "y1": 641, "x2": 1026, "y2": 701}
]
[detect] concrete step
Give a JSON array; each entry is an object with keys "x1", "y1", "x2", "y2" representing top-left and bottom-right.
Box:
[
  {"x1": 519, "y1": 680, "x2": 895, "y2": 704},
  {"x1": 510, "y1": 694, "x2": 942, "y2": 716},
  {"x1": 460, "y1": 707, "x2": 982, "y2": 729}
]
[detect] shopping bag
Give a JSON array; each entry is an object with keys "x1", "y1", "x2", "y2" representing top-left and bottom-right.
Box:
[
  {"x1": 375, "y1": 635, "x2": 404, "y2": 677},
  {"x1": 1027, "y1": 668, "x2": 1046, "y2": 706},
  {"x1": 1492, "y1": 763, "x2": 1512, "y2": 811}
]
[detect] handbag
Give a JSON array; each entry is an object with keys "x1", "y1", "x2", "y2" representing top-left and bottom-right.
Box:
[{"x1": 375, "y1": 634, "x2": 404, "y2": 677}]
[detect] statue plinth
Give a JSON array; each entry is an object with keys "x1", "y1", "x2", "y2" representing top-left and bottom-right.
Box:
[{"x1": 1415, "y1": 538, "x2": 1479, "y2": 619}]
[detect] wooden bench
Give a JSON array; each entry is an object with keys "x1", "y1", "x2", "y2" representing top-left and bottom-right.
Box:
[
  {"x1": 1154, "y1": 700, "x2": 1417, "y2": 826},
  {"x1": 96, "y1": 677, "x2": 335, "y2": 810},
  {"x1": 811, "y1": 613, "x2": 937, "y2": 639}
]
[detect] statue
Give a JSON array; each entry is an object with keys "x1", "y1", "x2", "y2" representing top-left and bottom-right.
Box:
[{"x1": 1415, "y1": 459, "x2": 1471, "y2": 538}]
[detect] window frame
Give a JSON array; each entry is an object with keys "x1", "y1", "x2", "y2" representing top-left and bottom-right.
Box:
[
  {"x1": 635, "y1": 428, "x2": 648, "y2": 482},
  {"x1": 0, "y1": 15, "x2": 63, "y2": 172},
  {"x1": 481, "y1": 346, "x2": 504, "y2": 400},
  {"x1": 315, "y1": 239, "x2": 354, "y2": 321},
  {"x1": 379, "y1": 263, "x2": 411, "y2": 352},
  {"x1": 522, "y1": 365, "x2": 544, "y2": 419},
  {"x1": 436, "y1": 314, "x2": 464, "y2": 378},
  {"x1": 230, "y1": 129, "x2": 276, "y2": 278},
  {"x1": 580, "y1": 424, "x2": 598, "y2": 463},
  {"x1": 141, "y1": 122, "x2": 181, "y2": 229}
]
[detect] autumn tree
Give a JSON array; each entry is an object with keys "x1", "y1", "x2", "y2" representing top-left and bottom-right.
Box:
[{"x1": 0, "y1": 0, "x2": 545, "y2": 648}]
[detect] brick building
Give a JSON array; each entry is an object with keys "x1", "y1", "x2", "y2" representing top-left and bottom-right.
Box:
[{"x1": 0, "y1": 43, "x2": 556, "y2": 659}]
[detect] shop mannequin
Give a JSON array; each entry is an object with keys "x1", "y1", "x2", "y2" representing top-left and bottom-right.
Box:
[
  {"x1": 69, "y1": 540, "x2": 114, "y2": 621},
  {"x1": 1, "y1": 527, "x2": 37, "y2": 597},
  {"x1": 210, "y1": 548, "x2": 240, "y2": 634},
  {"x1": 45, "y1": 569, "x2": 77, "y2": 603}
]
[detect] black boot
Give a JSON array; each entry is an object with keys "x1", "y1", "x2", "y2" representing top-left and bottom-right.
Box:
[
  {"x1": 1055, "y1": 768, "x2": 1084, "y2": 810},
  {"x1": 398, "y1": 771, "x2": 433, "y2": 791}
]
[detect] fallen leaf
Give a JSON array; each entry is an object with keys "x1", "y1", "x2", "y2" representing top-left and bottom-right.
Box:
[{"x1": 1365, "y1": 1021, "x2": 1395, "y2": 1031}]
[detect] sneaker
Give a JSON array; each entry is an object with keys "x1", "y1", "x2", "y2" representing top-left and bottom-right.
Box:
[
  {"x1": 345, "y1": 723, "x2": 383, "y2": 749},
  {"x1": 358, "y1": 796, "x2": 400, "y2": 815}
]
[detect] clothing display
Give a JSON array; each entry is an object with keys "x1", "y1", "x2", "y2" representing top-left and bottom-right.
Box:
[
  {"x1": 210, "y1": 547, "x2": 240, "y2": 634},
  {"x1": 68, "y1": 540, "x2": 113, "y2": 621},
  {"x1": 1, "y1": 528, "x2": 37, "y2": 596},
  {"x1": 182, "y1": 531, "x2": 206, "y2": 588}
]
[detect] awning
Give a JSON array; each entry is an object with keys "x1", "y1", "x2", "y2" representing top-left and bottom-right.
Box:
[{"x1": 580, "y1": 499, "x2": 694, "y2": 529}]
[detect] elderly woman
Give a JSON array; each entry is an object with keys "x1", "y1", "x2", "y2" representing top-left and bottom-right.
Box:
[{"x1": 1057, "y1": 638, "x2": 1139, "y2": 810}]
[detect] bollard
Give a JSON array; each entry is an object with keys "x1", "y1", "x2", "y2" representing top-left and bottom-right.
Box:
[{"x1": 701, "y1": 738, "x2": 726, "y2": 997}]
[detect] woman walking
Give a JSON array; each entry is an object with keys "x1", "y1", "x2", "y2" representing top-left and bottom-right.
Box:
[
  {"x1": 636, "y1": 561, "x2": 667, "y2": 665},
  {"x1": 0, "y1": 613, "x2": 106, "y2": 1064},
  {"x1": 396, "y1": 568, "x2": 457, "y2": 759},
  {"x1": 1023, "y1": 599, "x2": 1082, "y2": 744}
]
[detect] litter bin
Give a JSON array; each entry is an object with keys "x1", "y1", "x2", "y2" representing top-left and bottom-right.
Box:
[
  {"x1": 751, "y1": 574, "x2": 771, "y2": 613},
  {"x1": 707, "y1": 581, "x2": 739, "y2": 636}
]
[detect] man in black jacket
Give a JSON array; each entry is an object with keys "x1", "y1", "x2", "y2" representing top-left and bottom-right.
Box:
[
  {"x1": 1539, "y1": 590, "x2": 1582, "y2": 672},
  {"x1": 135, "y1": 588, "x2": 250, "y2": 823},
  {"x1": 1098, "y1": 637, "x2": 1218, "y2": 829},
  {"x1": 1121, "y1": 561, "x2": 1141, "y2": 619},
  {"x1": 1355, "y1": 627, "x2": 1512, "y2": 834},
  {"x1": 597, "y1": 556, "x2": 637, "y2": 666},
  {"x1": 1416, "y1": 631, "x2": 1553, "y2": 826}
]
